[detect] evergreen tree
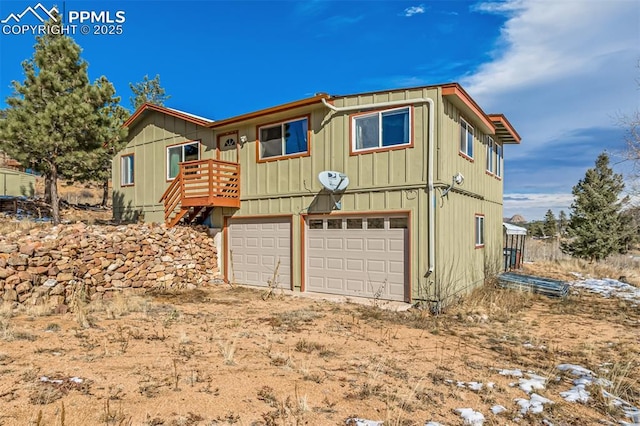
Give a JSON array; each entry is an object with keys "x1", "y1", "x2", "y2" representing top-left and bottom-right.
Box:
[
  {"x1": 543, "y1": 209, "x2": 557, "y2": 238},
  {"x1": 528, "y1": 221, "x2": 544, "y2": 238},
  {"x1": 0, "y1": 20, "x2": 119, "y2": 224},
  {"x1": 129, "y1": 74, "x2": 170, "y2": 109},
  {"x1": 561, "y1": 152, "x2": 635, "y2": 261},
  {"x1": 62, "y1": 104, "x2": 129, "y2": 206},
  {"x1": 558, "y1": 210, "x2": 568, "y2": 237}
]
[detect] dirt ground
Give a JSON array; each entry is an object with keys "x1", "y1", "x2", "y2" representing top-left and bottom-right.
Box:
[{"x1": 0, "y1": 282, "x2": 638, "y2": 426}]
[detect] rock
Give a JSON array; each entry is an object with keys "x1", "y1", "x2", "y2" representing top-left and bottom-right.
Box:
[{"x1": 0, "y1": 244, "x2": 18, "y2": 254}]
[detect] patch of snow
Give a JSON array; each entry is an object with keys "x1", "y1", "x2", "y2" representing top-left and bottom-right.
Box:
[
  {"x1": 345, "y1": 419, "x2": 383, "y2": 426},
  {"x1": 523, "y1": 342, "x2": 547, "y2": 350},
  {"x1": 515, "y1": 393, "x2": 554, "y2": 414},
  {"x1": 560, "y1": 384, "x2": 590, "y2": 403},
  {"x1": 491, "y1": 405, "x2": 506, "y2": 414},
  {"x1": 498, "y1": 368, "x2": 523, "y2": 377},
  {"x1": 424, "y1": 422, "x2": 444, "y2": 426},
  {"x1": 69, "y1": 377, "x2": 83, "y2": 383},
  {"x1": 518, "y1": 373, "x2": 547, "y2": 393},
  {"x1": 602, "y1": 390, "x2": 640, "y2": 424},
  {"x1": 455, "y1": 408, "x2": 485, "y2": 425},
  {"x1": 570, "y1": 277, "x2": 640, "y2": 305},
  {"x1": 557, "y1": 363, "x2": 594, "y2": 377}
]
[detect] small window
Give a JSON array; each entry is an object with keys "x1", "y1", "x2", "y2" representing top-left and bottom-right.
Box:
[
  {"x1": 486, "y1": 137, "x2": 494, "y2": 173},
  {"x1": 121, "y1": 154, "x2": 134, "y2": 186},
  {"x1": 353, "y1": 107, "x2": 411, "y2": 152},
  {"x1": 309, "y1": 219, "x2": 323, "y2": 229},
  {"x1": 496, "y1": 144, "x2": 503, "y2": 178},
  {"x1": 259, "y1": 117, "x2": 308, "y2": 159},
  {"x1": 327, "y1": 219, "x2": 342, "y2": 229},
  {"x1": 390, "y1": 217, "x2": 408, "y2": 229},
  {"x1": 475, "y1": 215, "x2": 485, "y2": 247},
  {"x1": 347, "y1": 218, "x2": 363, "y2": 229},
  {"x1": 460, "y1": 118, "x2": 474, "y2": 159},
  {"x1": 167, "y1": 141, "x2": 200, "y2": 180},
  {"x1": 367, "y1": 218, "x2": 384, "y2": 229}
]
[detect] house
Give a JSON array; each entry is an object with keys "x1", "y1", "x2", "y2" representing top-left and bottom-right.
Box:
[
  {"x1": 112, "y1": 83, "x2": 521, "y2": 308},
  {"x1": 0, "y1": 151, "x2": 36, "y2": 197}
]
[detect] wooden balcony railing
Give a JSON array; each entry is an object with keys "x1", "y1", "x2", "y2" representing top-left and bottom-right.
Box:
[{"x1": 160, "y1": 159, "x2": 240, "y2": 227}]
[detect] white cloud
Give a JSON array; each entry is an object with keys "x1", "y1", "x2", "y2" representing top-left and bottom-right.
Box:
[
  {"x1": 404, "y1": 5, "x2": 425, "y2": 17},
  {"x1": 463, "y1": 0, "x2": 640, "y2": 159},
  {"x1": 504, "y1": 193, "x2": 574, "y2": 221}
]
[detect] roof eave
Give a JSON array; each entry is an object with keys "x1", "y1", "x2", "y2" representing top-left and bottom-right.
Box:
[
  {"x1": 123, "y1": 103, "x2": 212, "y2": 128},
  {"x1": 208, "y1": 94, "x2": 330, "y2": 129},
  {"x1": 441, "y1": 83, "x2": 495, "y2": 135},
  {"x1": 488, "y1": 114, "x2": 521, "y2": 144}
]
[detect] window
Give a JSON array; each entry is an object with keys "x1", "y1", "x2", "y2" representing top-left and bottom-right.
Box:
[
  {"x1": 327, "y1": 219, "x2": 342, "y2": 229},
  {"x1": 460, "y1": 118, "x2": 474, "y2": 158},
  {"x1": 475, "y1": 215, "x2": 485, "y2": 247},
  {"x1": 352, "y1": 107, "x2": 411, "y2": 152},
  {"x1": 486, "y1": 137, "x2": 494, "y2": 173},
  {"x1": 121, "y1": 154, "x2": 134, "y2": 186},
  {"x1": 167, "y1": 141, "x2": 199, "y2": 180},
  {"x1": 496, "y1": 144, "x2": 503, "y2": 178},
  {"x1": 259, "y1": 117, "x2": 308, "y2": 159},
  {"x1": 347, "y1": 218, "x2": 363, "y2": 229},
  {"x1": 367, "y1": 218, "x2": 384, "y2": 229}
]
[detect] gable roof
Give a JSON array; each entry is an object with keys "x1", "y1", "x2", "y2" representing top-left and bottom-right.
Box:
[{"x1": 123, "y1": 103, "x2": 214, "y2": 128}]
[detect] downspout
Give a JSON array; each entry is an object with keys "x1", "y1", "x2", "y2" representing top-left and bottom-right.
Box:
[{"x1": 321, "y1": 96, "x2": 436, "y2": 276}]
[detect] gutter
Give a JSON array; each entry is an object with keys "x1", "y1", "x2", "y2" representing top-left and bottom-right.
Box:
[{"x1": 322, "y1": 96, "x2": 436, "y2": 276}]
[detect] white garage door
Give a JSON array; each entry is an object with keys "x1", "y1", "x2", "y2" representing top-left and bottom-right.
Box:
[
  {"x1": 228, "y1": 217, "x2": 291, "y2": 288},
  {"x1": 306, "y1": 216, "x2": 408, "y2": 301}
]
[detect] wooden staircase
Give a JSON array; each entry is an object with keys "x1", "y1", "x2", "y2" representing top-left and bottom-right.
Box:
[{"x1": 160, "y1": 159, "x2": 240, "y2": 227}]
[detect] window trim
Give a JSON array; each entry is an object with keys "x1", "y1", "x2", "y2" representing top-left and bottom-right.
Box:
[
  {"x1": 350, "y1": 105, "x2": 414, "y2": 155},
  {"x1": 256, "y1": 115, "x2": 311, "y2": 162},
  {"x1": 496, "y1": 143, "x2": 503, "y2": 179},
  {"x1": 166, "y1": 140, "x2": 201, "y2": 181},
  {"x1": 120, "y1": 153, "x2": 134, "y2": 187},
  {"x1": 486, "y1": 136, "x2": 494, "y2": 174},
  {"x1": 459, "y1": 117, "x2": 474, "y2": 161},
  {"x1": 475, "y1": 214, "x2": 485, "y2": 248}
]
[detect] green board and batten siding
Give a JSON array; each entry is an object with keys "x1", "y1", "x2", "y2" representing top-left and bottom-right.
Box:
[
  {"x1": 113, "y1": 113, "x2": 216, "y2": 222},
  {"x1": 114, "y1": 84, "x2": 513, "y2": 304},
  {"x1": 0, "y1": 168, "x2": 36, "y2": 197}
]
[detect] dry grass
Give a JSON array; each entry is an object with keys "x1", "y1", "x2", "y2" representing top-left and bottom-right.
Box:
[
  {"x1": 524, "y1": 238, "x2": 640, "y2": 286},
  {"x1": 0, "y1": 278, "x2": 637, "y2": 424}
]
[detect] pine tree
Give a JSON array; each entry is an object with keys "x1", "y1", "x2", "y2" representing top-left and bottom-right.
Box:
[
  {"x1": 543, "y1": 209, "x2": 557, "y2": 238},
  {"x1": 561, "y1": 152, "x2": 635, "y2": 261},
  {"x1": 62, "y1": 104, "x2": 129, "y2": 206},
  {"x1": 0, "y1": 20, "x2": 119, "y2": 224},
  {"x1": 129, "y1": 74, "x2": 170, "y2": 109},
  {"x1": 558, "y1": 210, "x2": 568, "y2": 237}
]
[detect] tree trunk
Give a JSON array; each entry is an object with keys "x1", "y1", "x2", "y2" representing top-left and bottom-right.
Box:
[
  {"x1": 44, "y1": 174, "x2": 52, "y2": 203},
  {"x1": 50, "y1": 164, "x2": 60, "y2": 225},
  {"x1": 101, "y1": 178, "x2": 109, "y2": 207}
]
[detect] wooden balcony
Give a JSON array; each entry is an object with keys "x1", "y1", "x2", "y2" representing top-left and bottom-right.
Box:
[{"x1": 160, "y1": 159, "x2": 240, "y2": 227}]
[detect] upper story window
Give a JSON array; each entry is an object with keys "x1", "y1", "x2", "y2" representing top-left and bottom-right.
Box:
[
  {"x1": 167, "y1": 141, "x2": 199, "y2": 180},
  {"x1": 352, "y1": 106, "x2": 411, "y2": 152},
  {"x1": 258, "y1": 117, "x2": 309, "y2": 160},
  {"x1": 496, "y1": 143, "x2": 503, "y2": 178},
  {"x1": 486, "y1": 136, "x2": 494, "y2": 173},
  {"x1": 121, "y1": 154, "x2": 134, "y2": 186},
  {"x1": 460, "y1": 118, "x2": 474, "y2": 159}
]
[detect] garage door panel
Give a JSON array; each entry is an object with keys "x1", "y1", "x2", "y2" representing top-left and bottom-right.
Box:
[
  {"x1": 366, "y1": 239, "x2": 386, "y2": 251},
  {"x1": 306, "y1": 216, "x2": 408, "y2": 302},
  {"x1": 229, "y1": 218, "x2": 290, "y2": 288}
]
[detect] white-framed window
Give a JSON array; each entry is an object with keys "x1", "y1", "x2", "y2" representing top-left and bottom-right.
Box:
[
  {"x1": 121, "y1": 154, "x2": 134, "y2": 186},
  {"x1": 496, "y1": 143, "x2": 503, "y2": 178},
  {"x1": 167, "y1": 141, "x2": 199, "y2": 180},
  {"x1": 475, "y1": 214, "x2": 485, "y2": 247},
  {"x1": 352, "y1": 106, "x2": 411, "y2": 152},
  {"x1": 259, "y1": 117, "x2": 308, "y2": 159},
  {"x1": 486, "y1": 136, "x2": 494, "y2": 173},
  {"x1": 460, "y1": 118, "x2": 474, "y2": 158}
]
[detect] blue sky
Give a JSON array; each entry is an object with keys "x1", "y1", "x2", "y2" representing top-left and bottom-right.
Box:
[{"x1": 1, "y1": 0, "x2": 638, "y2": 220}]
